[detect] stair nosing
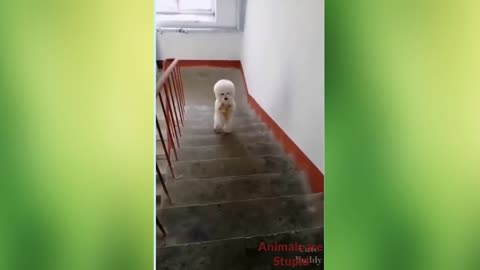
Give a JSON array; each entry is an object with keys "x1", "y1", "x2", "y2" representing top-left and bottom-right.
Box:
[
  {"x1": 170, "y1": 142, "x2": 280, "y2": 150},
  {"x1": 166, "y1": 142, "x2": 263, "y2": 148},
  {"x1": 171, "y1": 154, "x2": 289, "y2": 165},
  {"x1": 160, "y1": 191, "x2": 311, "y2": 209},
  {"x1": 158, "y1": 152, "x2": 288, "y2": 163},
  {"x1": 156, "y1": 226, "x2": 324, "y2": 249},
  {"x1": 158, "y1": 192, "x2": 323, "y2": 210},
  {"x1": 166, "y1": 172, "x2": 281, "y2": 183},
  {"x1": 161, "y1": 153, "x2": 287, "y2": 164},
  {"x1": 179, "y1": 130, "x2": 272, "y2": 139}
]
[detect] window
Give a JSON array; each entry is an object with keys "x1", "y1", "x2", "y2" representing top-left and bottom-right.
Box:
[
  {"x1": 156, "y1": 0, "x2": 240, "y2": 31},
  {"x1": 156, "y1": 0, "x2": 215, "y2": 15}
]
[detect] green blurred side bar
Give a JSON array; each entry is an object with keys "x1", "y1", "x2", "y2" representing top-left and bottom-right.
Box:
[
  {"x1": 0, "y1": 1, "x2": 154, "y2": 270},
  {"x1": 326, "y1": 1, "x2": 480, "y2": 270}
]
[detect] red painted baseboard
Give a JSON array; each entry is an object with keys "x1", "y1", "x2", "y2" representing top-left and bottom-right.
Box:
[
  {"x1": 245, "y1": 93, "x2": 324, "y2": 193},
  {"x1": 163, "y1": 59, "x2": 242, "y2": 69},
  {"x1": 170, "y1": 59, "x2": 324, "y2": 192}
]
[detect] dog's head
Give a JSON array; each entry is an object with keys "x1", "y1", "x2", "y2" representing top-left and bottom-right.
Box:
[{"x1": 214, "y1": 79, "x2": 235, "y2": 104}]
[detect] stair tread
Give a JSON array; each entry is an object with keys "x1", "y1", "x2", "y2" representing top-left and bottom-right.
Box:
[
  {"x1": 157, "y1": 193, "x2": 323, "y2": 247},
  {"x1": 158, "y1": 142, "x2": 283, "y2": 161},
  {"x1": 185, "y1": 110, "x2": 253, "y2": 118},
  {"x1": 156, "y1": 227, "x2": 324, "y2": 269},
  {"x1": 171, "y1": 155, "x2": 295, "y2": 180},
  {"x1": 155, "y1": 69, "x2": 323, "y2": 268},
  {"x1": 179, "y1": 131, "x2": 273, "y2": 147},
  {"x1": 183, "y1": 116, "x2": 262, "y2": 126},
  {"x1": 158, "y1": 173, "x2": 308, "y2": 207},
  {"x1": 185, "y1": 105, "x2": 252, "y2": 112},
  {"x1": 182, "y1": 122, "x2": 267, "y2": 136}
]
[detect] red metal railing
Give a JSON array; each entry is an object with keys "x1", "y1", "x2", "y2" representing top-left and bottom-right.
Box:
[{"x1": 156, "y1": 59, "x2": 185, "y2": 188}]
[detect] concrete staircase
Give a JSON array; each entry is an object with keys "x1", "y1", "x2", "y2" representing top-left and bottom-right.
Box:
[{"x1": 156, "y1": 68, "x2": 323, "y2": 269}]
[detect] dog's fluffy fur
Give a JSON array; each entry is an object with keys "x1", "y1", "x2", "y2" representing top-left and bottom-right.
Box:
[{"x1": 213, "y1": 79, "x2": 236, "y2": 133}]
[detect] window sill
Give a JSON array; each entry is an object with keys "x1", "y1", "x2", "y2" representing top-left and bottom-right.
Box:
[
  {"x1": 157, "y1": 27, "x2": 240, "y2": 34},
  {"x1": 155, "y1": 12, "x2": 241, "y2": 33},
  {"x1": 156, "y1": 13, "x2": 216, "y2": 23},
  {"x1": 156, "y1": 13, "x2": 217, "y2": 29}
]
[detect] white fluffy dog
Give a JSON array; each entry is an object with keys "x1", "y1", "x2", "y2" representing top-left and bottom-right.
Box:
[{"x1": 213, "y1": 79, "x2": 236, "y2": 133}]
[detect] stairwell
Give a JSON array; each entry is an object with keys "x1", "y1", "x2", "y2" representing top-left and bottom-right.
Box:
[{"x1": 156, "y1": 66, "x2": 324, "y2": 269}]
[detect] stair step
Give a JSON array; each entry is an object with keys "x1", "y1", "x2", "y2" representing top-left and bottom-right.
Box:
[
  {"x1": 157, "y1": 193, "x2": 323, "y2": 247},
  {"x1": 185, "y1": 113, "x2": 254, "y2": 122},
  {"x1": 243, "y1": 142, "x2": 285, "y2": 156},
  {"x1": 157, "y1": 113, "x2": 261, "y2": 127},
  {"x1": 158, "y1": 173, "x2": 308, "y2": 207},
  {"x1": 182, "y1": 115, "x2": 262, "y2": 128},
  {"x1": 185, "y1": 105, "x2": 252, "y2": 113},
  {"x1": 171, "y1": 155, "x2": 295, "y2": 180},
  {"x1": 176, "y1": 144, "x2": 246, "y2": 160},
  {"x1": 158, "y1": 142, "x2": 282, "y2": 161},
  {"x1": 156, "y1": 227, "x2": 324, "y2": 269},
  {"x1": 179, "y1": 131, "x2": 273, "y2": 147},
  {"x1": 185, "y1": 107, "x2": 254, "y2": 119},
  {"x1": 157, "y1": 142, "x2": 282, "y2": 160},
  {"x1": 182, "y1": 122, "x2": 267, "y2": 136}
]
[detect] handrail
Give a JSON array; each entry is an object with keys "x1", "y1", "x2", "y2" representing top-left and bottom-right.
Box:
[
  {"x1": 155, "y1": 58, "x2": 185, "y2": 190},
  {"x1": 156, "y1": 58, "x2": 179, "y2": 95}
]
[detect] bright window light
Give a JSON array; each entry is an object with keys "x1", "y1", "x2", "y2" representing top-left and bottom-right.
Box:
[{"x1": 156, "y1": 0, "x2": 215, "y2": 15}]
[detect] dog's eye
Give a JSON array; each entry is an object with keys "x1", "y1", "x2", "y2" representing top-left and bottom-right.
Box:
[{"x1": 221, "y1": 93, "x2": 224, "y2": 96}]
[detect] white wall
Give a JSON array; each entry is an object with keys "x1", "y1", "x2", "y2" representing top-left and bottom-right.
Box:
[
  {"x1": 157, "y1": 31, "x2": 242, "y2": 60},
  {"x1": 156, "y1": 0, "x2": 244, "y2": 60},
  {"x1": 241, "y1": 0, "x2": 324, "y2": 172}
]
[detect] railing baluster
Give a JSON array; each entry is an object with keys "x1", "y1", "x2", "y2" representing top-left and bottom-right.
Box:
[
  {"x1": 169, "y1": 74, "x2": 184, "y2": 128},
  {"x1": 157, "y1": 91, "x2": 178, "y2": 160},
  {"x1": 155, "y1": 161, "x2": 172, "y2": 204},
  {"x1": 156, "y1": 216, "x2": 167, "y2": 236},
  {"x1": 177, "y1": 67, "x2": 185, "y2": 111},
  {"x1": 156, "y1": 58, "x2": 183, "y2": 178},
  {"x1": 165, "y1": 77, "x2": 181, "y2": 146},
  {"x1": 171, "y1": 67, "x2": 183, "y2": 122},
  {"x1": 176, "y1": 65, "x2": 186, "y2": 114},
  {"x1": 156, "y1": 116, "x2": 174, "y2": 177}
]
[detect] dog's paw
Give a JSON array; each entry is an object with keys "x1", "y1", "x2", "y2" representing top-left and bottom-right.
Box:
[
  {"x1": 223, "y1": 127, "x2": 232, "y2": 134},
  {"x1": 214, "y1": 121, "x2": 224, "y2": 133}
]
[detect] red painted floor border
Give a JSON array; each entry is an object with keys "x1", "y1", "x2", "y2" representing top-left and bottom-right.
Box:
[
  {"x1": 168, "y1": 59, "x2": 324, "y2": 193},
  {"x1": 164, "y1": 59, "x2": 241, "y2": 69}
]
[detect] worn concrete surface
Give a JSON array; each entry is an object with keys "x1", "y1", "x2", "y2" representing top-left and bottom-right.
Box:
[
  {"x1": 157, "y1": 193, "x2": 323, "y2": 247},
  {"x1": 157, "y1": 227, "x2": 324, "y2": 270},
  {"x1": 157, "y1": 173, "x2": 308, "y2": 207},
  {"x1": 156, "y1": 67, "x2": 323, "y2": 269}
]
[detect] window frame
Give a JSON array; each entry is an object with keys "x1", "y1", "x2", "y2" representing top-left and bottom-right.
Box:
[
  {"x1": 156, "y1": 0, "x2": 241, "y2": 31},
  {"x1": 156, "y1": 0, "x2": 216, "y2": 16}
]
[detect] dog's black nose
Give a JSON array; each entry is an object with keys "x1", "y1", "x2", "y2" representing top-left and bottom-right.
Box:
[{"x1": 224, "y1": 97, "x2": 228, "y2": 101}]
